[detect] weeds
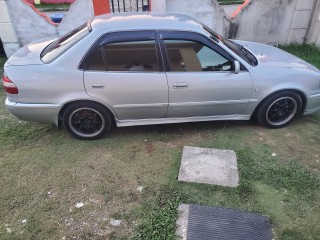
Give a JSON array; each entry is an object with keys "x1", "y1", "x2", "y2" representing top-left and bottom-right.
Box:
[{"x1": 133, "y1": 187, "x2": 184, "y2": 240}]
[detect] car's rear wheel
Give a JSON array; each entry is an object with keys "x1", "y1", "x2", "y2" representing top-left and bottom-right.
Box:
[
  {"x1": 63, "y1": 102, "x2": 111, "y2": 140},
  {"x1": 256, "y1": 91, "x2": 302, "y2": 128}
]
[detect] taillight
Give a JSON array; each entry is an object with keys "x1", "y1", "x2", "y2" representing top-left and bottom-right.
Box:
[{"x1": 2, "y1": 72, "x2": 18, "y2": 94}]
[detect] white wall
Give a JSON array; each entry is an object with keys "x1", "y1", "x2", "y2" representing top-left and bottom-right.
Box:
[
  {"x1": 2, "y1": 0, "x2": 320, "y2": 58},
  {"x1": 0, "y1": 0, "x2": 20, "y2": 57},
  {"x1": 167, "y1": 0, "x2": 320, "y2": 44},
  {"x1": 234, "y1": 0, "x2": 298, "y2": 44},
  {"x1": 307, "y1": 0, "x2": 320, "y2": 45},
  {"x1": 1, "y1": 0, "x2": 93, "y2": 57},
  {"x1": 6, "y1": 0, "x2": 58, "y2": 46},
  {"x1": 58, "y1": 0, "x2": 94, "y2": 35},
  {"x1": 166, "y1": 0, "x2": 318, "y2": 45},
  {"x1": 166, "y1": 0, "x2": 227, "y2": 35}
]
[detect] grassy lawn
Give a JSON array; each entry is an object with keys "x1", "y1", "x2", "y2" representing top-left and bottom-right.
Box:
[
  {"x1": 33, "y1": 3, "x2": 70, "y2": 12},
  {"x1": 218, "y1": 0, "x2": 245, "y2": 5},
  {"x1": 0, "y1": 45, "x2": 320, "y2": 239}
]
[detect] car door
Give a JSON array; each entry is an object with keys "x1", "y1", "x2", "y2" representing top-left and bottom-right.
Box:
[
  {"x1": 82, "y1": 31, "x2": 168, "y2": 120},
  {"x1": 159, "y1": 31, "x2": 253, "y2": 118}
]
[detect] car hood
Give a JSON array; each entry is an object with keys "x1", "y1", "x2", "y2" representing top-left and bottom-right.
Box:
[
  {"x1": 5, "y1": 37, "x2": 56, "y2": 66},
  {"x1": 234, "y1": 40, "x2": 319, "y2": 72}
]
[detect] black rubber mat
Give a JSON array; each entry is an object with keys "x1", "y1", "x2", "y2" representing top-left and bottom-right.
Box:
[{"x1": 187, "y1": 205, "x2": 272, "y2": 240}]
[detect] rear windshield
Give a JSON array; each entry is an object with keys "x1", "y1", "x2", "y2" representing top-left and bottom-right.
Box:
[{"x1": 41, "y1": 23, "x2": 90, "y2": 63}]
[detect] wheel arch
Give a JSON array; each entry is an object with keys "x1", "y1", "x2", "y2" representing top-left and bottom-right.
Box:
[
  {"x1": 58, "y1": 100, "x2": 116, "y2": 128},
  {"x1": 252, "y1": 89, "x2": 307, "y2": 118}
]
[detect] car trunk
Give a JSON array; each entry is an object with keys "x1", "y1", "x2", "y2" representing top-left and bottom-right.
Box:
[{"x1": 5, "y1": 38, "x2": 54, "y2": 67}]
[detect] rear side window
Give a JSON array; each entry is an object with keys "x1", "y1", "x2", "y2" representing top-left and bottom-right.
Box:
[
  {"x1": 41, "y1": 23, "x2": 90, "y2": 63},
  {"x1": 86, "y1": 40, "x2": 160, "y2": 72}
]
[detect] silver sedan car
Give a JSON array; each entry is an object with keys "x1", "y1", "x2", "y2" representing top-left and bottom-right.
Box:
[{"x1": 3, "y1": 13, "x2": 320, "y2": 139}]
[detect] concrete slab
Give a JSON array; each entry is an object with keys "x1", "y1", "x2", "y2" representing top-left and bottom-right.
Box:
[
  {"x1": 176, "y1": 204, "x2": 189, "y2": 240},
  {"x1": 178, "y1": 146, "x2": 239, "y2": 187}
]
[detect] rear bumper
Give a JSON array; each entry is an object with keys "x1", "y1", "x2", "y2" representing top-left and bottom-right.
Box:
[{"x1": 5, "y1": 98, "x2": 60, "y2": 125}]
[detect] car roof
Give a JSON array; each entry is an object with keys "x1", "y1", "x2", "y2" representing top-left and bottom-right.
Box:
[{"x1": 90, "y1": 13, "x2": 206, "y2": 34}]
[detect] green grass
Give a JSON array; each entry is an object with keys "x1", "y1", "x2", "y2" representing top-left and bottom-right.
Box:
[
  {"x1": 281, "y1": 44, "x2": 320, "y2": 69},
  {"x1": 218, "y1": 0, "x2": 245, "y2": 5},
  {"x1": 0, "y1": 45, "x2": 320, "y2": 239},
  {"x1": 33, "y1": 3, "x2": 70, "y2": 12}
]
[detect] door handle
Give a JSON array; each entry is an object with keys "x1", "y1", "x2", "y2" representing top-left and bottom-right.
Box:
[
  {"x1": 91, "y1": 84, "x2": 104, "y2": 89},
  {"x1": 173, "y1": 82, "x2": 188, "y2": 88}
]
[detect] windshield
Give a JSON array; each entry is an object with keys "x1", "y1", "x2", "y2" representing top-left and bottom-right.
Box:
[
  {"x1": 201, "y1": 24, "x2": 258, "y2": 66},
  {"x1": 41, "y1": 23, "x2": 90, "y2": 63}
]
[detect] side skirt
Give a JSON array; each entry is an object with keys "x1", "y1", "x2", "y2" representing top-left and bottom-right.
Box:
[{"x1": 116, "y1": 115, "x2": 251, "y2": 127}]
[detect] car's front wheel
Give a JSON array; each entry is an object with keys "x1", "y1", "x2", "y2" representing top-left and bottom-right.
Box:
[
  {"x1": 63, "y1": 102, "x2": 112, "y2": 140},
  {"x1": 256, "y1": 91, "x2": 302, "y2": 128}
]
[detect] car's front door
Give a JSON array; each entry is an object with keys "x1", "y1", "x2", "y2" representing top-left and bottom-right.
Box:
[
  {"x1": 159, "y1": 31, "x2": 253, "y2": 118},
  {"x1": 83, "y1": 31, "x2": 168, "y2": 120}
]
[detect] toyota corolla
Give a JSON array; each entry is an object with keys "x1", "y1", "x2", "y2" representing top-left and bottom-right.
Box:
[{"x1": 3, "y1": 13, "x2": 320, "y2": 139}]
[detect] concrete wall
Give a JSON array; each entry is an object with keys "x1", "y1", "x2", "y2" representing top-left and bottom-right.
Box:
[
  {"x1": 166, "y1": 0, "x2": 227, "y2": 35},
  {"x1": 307, "y1": 0, "x2": 320, "y2": 45},
  {"x1": 0, "y1": 0, "x2": 20, "y2": 57},
  {"x1": 1, "y1": 0, "x2": 93, "y2": 57},
  {"x1": 152, "y1": 0, "x2": 166, "y2": 12},
  {"x1": 233, "y1": 0, "x2": 298, "y2": 44},
  {"x1": 58, "y1": 0, "x2": 94, "y2": 35},
  {"x1": 167, "y1": 0, "x2": 318, "y2": 45},
  {"x1": 6, "y1": 0, "x2": 58, "y2": 45},
  {"x1": 2, "y1": 0, "x2": 320, "y2": 58}
]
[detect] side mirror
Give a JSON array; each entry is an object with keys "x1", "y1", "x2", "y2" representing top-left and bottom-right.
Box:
[{"x1": 234, "y1": 61, "x2": 240, "y2": 74}]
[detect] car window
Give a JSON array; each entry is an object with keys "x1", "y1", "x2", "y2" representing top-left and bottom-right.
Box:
[
  {"x1": 201, "y1": 23, "x2": 257, "y2": 66},
  {"x1": 164, "y1": 40, "x2": 232, "y2": 72},
  {"x1": 41, "y1": 23, "x2": 90, "y2": 63},
  {"x1": 87, "y1": 40, "x2": 160, "y2": 72}
]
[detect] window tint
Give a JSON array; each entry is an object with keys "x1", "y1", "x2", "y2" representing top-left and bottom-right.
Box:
[
  {"x1": 201, "y1": 23, "x2": 257, "y2": 66},
  {"x1": 87, "y1": 46, "x2": 105, "y2": 71},
  {"x1": 41, "y1": 24, "x2": 90, "y2": 63},
  {"x1": 164, "y1": 40, "x2": 232, "y2": 72},
  {"x1": 87, "y1": 40, "x2": 160, "y2": 72}
]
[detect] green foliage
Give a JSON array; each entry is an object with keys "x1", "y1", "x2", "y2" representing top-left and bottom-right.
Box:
[
  {"x1": 133, "y1": 188, "x2": 184, "y2": 240},
  {"x1": 34, "y1": 3, "x2": 70, "y2": 12},
  {"x1": 237, "y1": 149, "x2": 319, "y2": 196},
  {"x1": 218, "y1": 0, "x2": 245, "y2": 5},
  {"x1": 280, "y1": 44, "x2": 320, "y2": 69}
]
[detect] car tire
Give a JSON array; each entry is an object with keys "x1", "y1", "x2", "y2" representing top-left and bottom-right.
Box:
[
  {"x1": 63, "y1": 102, "x2": 112, "y2": 140},
  {"x1": 256, "y1": 91, "x2": 302, "y2": 128}
]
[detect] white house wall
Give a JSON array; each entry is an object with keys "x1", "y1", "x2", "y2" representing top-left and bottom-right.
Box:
[{"x1": 0, "y1": 0, "x2": 20, "y2": 57}]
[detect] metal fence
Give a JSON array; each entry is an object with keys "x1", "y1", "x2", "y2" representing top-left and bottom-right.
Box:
[{"x1": 109, "y1": 0, "x2": 150, "y2": 13}]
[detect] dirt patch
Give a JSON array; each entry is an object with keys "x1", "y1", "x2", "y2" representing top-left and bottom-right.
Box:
[{"x1": 145, "y1": 141, "x2": 155, "y2": 155}]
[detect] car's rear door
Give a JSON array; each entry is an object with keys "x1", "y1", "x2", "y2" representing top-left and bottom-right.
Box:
[
  {"x1": 82, "y1": 31, "x2": 168, "y2": 120},
  {"x1": 159, "y1": 31, "x2": 253, "y2": 118}
]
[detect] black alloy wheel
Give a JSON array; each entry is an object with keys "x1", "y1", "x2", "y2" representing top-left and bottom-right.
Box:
[
  {"x1": 63, "y1": 102, "x2": 111, "y2": 140},
  {"x1": 256, "y1": 91, "x2": 302, "y2": 128}
]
